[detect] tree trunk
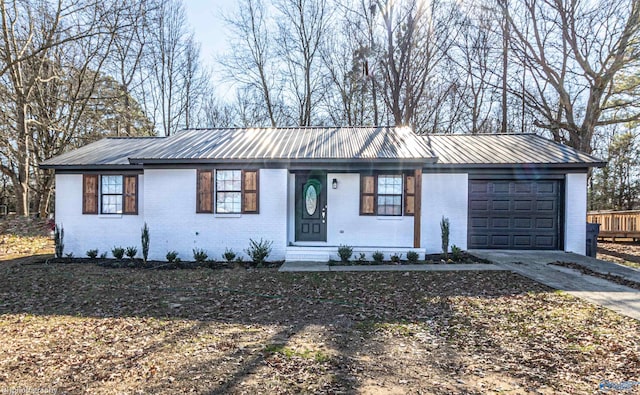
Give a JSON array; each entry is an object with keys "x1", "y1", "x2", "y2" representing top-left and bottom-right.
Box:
[{"x1": 15, "y1": 103, "x2": 30, "y2": 217}]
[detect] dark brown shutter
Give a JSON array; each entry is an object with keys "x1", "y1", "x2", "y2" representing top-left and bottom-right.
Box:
[
  {"x1": 404, "y1": 174, "x2": 415, "y2": 216},
  {"x1": 242, "y1": 170, "x2": 259, "y2": 213},
  {"x1": 123, "y1": 175, "x2": 138, "y2": 214},
  {"x1": 360, "y1": 175, "x2": 376, "y2": 215},
  {"x1": 196, "y1": 170, "x2": 213, "y2": 213},
  {"x1": 82, "y1": 174, "x2": 99, "y2": 214}
]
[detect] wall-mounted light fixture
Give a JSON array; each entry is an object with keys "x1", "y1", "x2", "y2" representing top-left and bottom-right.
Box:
[{"x1": 332, "y1": 178, "x2": 338, "y2": 189}]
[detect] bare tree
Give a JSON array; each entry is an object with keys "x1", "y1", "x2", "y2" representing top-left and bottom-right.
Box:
[
  {"x1": 501, "y1": 0, "x2": 640, "y2": 153},
  {"x1": 275, "y1": 0, "x2": 330, "y2": 126}
]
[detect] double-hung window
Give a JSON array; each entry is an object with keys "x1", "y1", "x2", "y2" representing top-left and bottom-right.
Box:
[
  {"x1": 82, "y1": 174, "x2": 138, "y2": 215},
  {"x1": 196, "y1": 169, "x2": 259, "y2": 214},
  {"x1": 360, "y1": 173, "x2": 416, "y2": 216},
  {"x1": 216, "y1": 170, "x2": 242, "y2": 213}
]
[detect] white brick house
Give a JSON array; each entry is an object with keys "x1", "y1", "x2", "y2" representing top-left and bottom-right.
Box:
[{"x1": 41, "y1": 127, "x2": 604, "y2": 261}]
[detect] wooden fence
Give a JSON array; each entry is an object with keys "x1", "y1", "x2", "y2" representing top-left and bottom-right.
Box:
[{"x1": 587, "y1": 210, "x2": 640, "y2": 240}]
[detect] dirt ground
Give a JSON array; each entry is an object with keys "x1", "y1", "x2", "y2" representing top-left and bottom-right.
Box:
[
  {"x1": 598, "y1": 241, "x2": 640, "y2": 269},
  {"x1": 0, "y1": 258, "x2": 638, "y2": 394}
]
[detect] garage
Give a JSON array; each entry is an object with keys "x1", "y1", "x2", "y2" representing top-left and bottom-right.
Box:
[{"x1": 468, "y1": 179, "x2": 562, "y2": 249}]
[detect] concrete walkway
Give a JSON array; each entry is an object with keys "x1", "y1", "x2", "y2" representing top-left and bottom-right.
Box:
[{"x1": 469, "y1": 250, "x2": 640, "y2": 321}]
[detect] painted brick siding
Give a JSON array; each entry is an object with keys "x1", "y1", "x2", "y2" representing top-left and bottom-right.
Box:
[
  {"x1": 325, "y1": 173, "x2": 414, "y2": 247},
  {"x1": 421, "y1": 173, "x2": 469, "y2": 254},
  {"x1": 564, "y1": 173, "x2": 587, "y2": 254},
  {"x1": 143, "y1": 168, "x2": 288, "y2": 261},
  {"x1": 55, "y1": 174, "x2": 145, "y2": 257}
]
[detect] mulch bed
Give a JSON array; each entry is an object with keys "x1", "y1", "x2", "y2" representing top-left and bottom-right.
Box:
[
  {"x1": 46, "y1": 257, "x2": 283, "y2": 270},
  {"x1": 331, "y1": 251, "x2": 492, "y2": 266}
]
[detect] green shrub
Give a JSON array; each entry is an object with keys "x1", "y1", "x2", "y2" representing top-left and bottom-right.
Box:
[
  {"x1": 54, "y1": 224, "x2": 64, "y2": 258},
  {"x1": 86, "y1": 249, "x2": 99, "y2": 259},
  {"x1": 112, "y1": 246, "x2": 125, "y2": 260},
  {"x1": 372, "y1": 251, "x2": 384, "y2": 263},
  {"x1": 245, "y1": 238, "x2": 273, "y2": 265},
  {"x1": 192, "y1": 248, "x2": 208, "y2": 263},
  {"x1": 390, "y1": 253, "x2": 402, "y2": 264},
  {"x1": 99, "y1": 252, "x2": 107, "y2": 259},
  {"x1": 166, "y1": 250, "x2": 178, "y2": 263},
  {"x1": 222, "y1": 248, "x2": 236, "y2": 263},
  {"x1": 125, "y1": 246, "x2": 138, "y2": 259},
  {"x1": 406, "y1": 251, "x2": 419, "y2": 263},
  {"x1": 440, "y1": 216, "x2": 450, "y2": 258},
  {"x1": 337, "y1": 245, "x2": 353, "y2": 263},
  {"x1": 141, "y1": 223, "x2": 150, "y2": 263},
  {"x1": 451, "y1": 245, "x2": 463, "y2": 261},
  {"x1": 355, "y1": 253, "x2": 367, "y2": 264},
  {"x1": 65, "y1": 252, "x2": 73, "y2": 258}
]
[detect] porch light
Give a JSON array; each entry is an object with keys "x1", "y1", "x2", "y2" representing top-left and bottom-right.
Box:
[{"x1": 332, "y1": 178, "x2": 338, "y2": 189}]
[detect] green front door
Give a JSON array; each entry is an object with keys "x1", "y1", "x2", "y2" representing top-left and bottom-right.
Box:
[{"x1": 295, "y1": 172, "x2": 327, "y2": 242}]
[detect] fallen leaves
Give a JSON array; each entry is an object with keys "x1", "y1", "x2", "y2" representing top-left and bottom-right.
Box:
[{"x1": 0, "y1": 261, "x2": 638, "y2": 394}]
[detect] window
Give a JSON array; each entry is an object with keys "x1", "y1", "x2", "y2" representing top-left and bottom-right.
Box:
[
  {"x1": 82, "y1": 174, "x2": 138, "y2": 215},
  {"x1": 197, "y1": 169, "x2": 259, "y2": 214},
  {"x1": 360, "y1": 173, "x2": 415, "y2": 216},
  {"x1": 101, "y1": 175, "x2": 123, "y2": 214},
  {"x1": 216, "y1": 170, "x2": 242, "y2": 213},
  {"x1": 377, "y1": 175, "x2": 402, "y2": 215}
]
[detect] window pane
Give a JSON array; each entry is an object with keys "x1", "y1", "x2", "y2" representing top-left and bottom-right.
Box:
[
  {"x1": 217, "y1": 170, "x2": 242, "y2": 191},
  {"x1": 102, "y1": 175, "x2": 123, "y2": 194},
  {"x1": 377, "y1": 195, "x2": 401, "y2": 216},
  {"x1": 216, "y1": 192, "x2": 241, "y2": 213},
  {"x1": 102, "y1": 195, "x2": 123, "y2": 214},
  {"x1": 378, "y1": 175, "x2": 402, "y2": 195}
]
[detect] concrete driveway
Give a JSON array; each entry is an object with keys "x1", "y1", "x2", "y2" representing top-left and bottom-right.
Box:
[{"x1": 469, "y1": 250, "x2": 640, "y2": 321}]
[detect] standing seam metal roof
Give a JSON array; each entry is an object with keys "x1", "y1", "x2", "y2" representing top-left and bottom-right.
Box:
[{"x1": 129, "y1": 126, "x2": 435, "y2": 161}]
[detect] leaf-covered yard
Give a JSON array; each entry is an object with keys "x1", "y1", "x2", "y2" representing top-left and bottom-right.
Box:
[{"x1": 0, "y1": 258, "x2": 638, "y2": 394}]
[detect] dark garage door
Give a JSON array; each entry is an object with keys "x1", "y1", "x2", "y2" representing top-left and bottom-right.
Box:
[{"x1": 468, "y1": 180, "x2": 561, "y2": 249}]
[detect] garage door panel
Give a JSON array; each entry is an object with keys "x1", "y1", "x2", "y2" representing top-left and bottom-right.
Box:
[{"x1": 468, "y1": 180, "x2": 560, "y2": 250}]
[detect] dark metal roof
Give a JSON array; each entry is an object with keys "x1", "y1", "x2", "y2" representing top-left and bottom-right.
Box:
[
  {"x1": 40, "y1": 137, "x2": 164, "y2": 169},
  {"x1": 423, "y1": 134, "x2": 605, "y2": 167},
  {"x1": 129, "y1": 127, "x2": 436, "y2": 163}
]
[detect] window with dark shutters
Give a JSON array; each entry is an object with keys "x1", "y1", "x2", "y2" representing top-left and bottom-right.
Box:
[
  {"x1": 197, "y1": 170, "x2": 213, "y2": 213},
  {"x1": 83, "y1": 174, "x2": 99, "y2": 214}
]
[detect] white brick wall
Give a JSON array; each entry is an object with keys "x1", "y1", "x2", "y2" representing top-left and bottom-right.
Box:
[
  {"x1": 55, "y1": 174, "x2": 145, "y2": 257},
  {"x1": 143, "y1": 168, "x2": 288, "y2": 261},
  {"x1": 421, "y1": 173, "x2": 469, "y2": 254},
  {"x1": 325, "y1": 173, "x2": 414, "y2": 247},
  {"x1": 565, "y1": 173, "x2": 587, "y2": 254}
]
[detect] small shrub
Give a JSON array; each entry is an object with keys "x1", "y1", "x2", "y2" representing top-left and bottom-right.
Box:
[
  {"x1": 372, "y1": 251, "x2": 384, "y2": 263},
  {"x1": 112, "y1": 246, "x2": 125, "y2": 260},
  {"x1": 235, "y1": 256, "x2": 244, "y2": 264},
  {"x1": 390, "y1": 253, "x2": 402, "y2": 264},
  {"x1": 86, "y1": 249, "x2": 99, "y2": 259},
  {"x1": 54, "y1": 224, "x2": 64, "y2": 258},
  {"x1": 337, "y1": 245, "x2": 353, "y2": 263},
  {"x1": 166, "y1": 250, "x2": 178, "y2": 263},
  {"x1": 141, "y1": 223, "x2": 150, "y2": 263},
  {"x1": 193, "y1": 248, "x2": 208, "y2": 263},
  {"x1": 99, "y1": 252, "x2": 107, "y2": 259},
  {"x1": 125, "y1": 246, "x2": 138, "y2": 259},
  {"x1": 65, "y1": 252, "x2": 74, "y2": 258},
  {"x1": 451, "y1": 245, "x2": 463, "y2": 261},
  {"x1": 355, "y1": 253, "x2": 367, "y2": 264},
  {"x1": 406, "y1": 251, "x2": 419, "y2": 263},
  {"x1": 245, "y1": 238, "x2": 273, "y2": 265},
  {"x1": 222, "y1": 248, "x2": 236, "y2": 263},
  {"x1": 440, "y1": 216, "x2": 450, "y2": 258}
]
